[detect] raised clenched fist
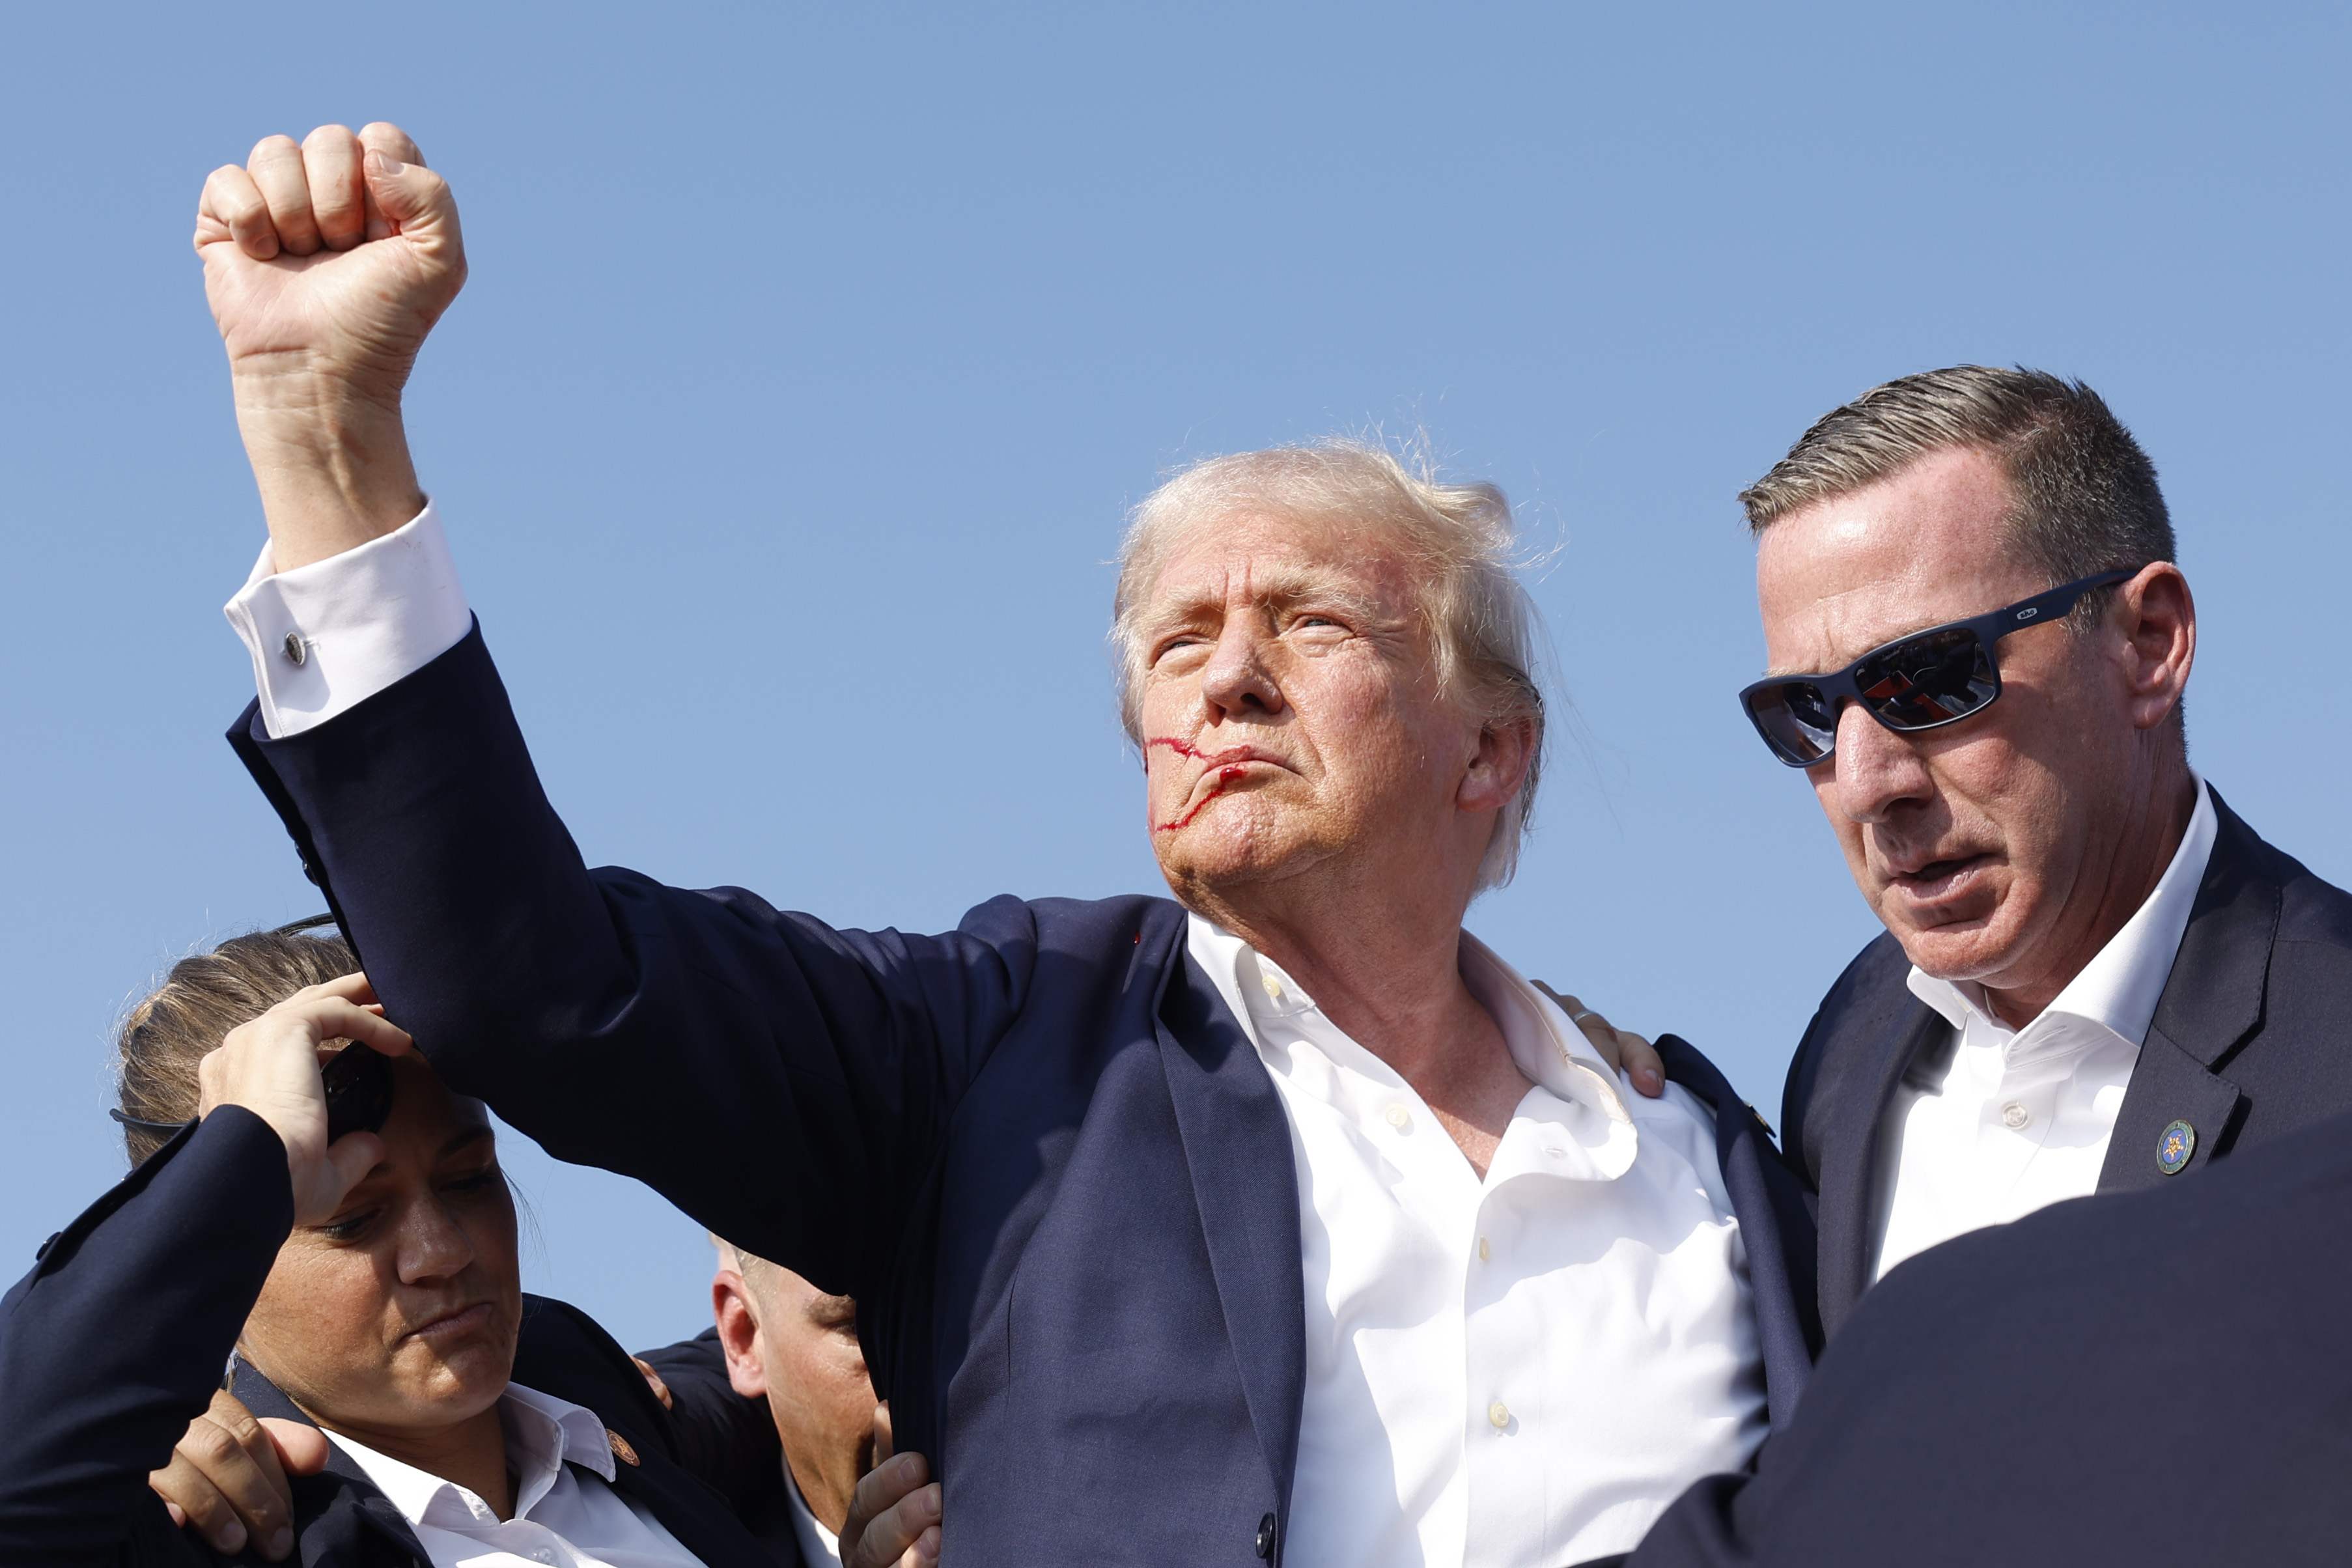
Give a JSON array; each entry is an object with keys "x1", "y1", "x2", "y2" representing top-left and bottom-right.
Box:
[
  {"x1": 197, "y1": 123, "x2": 465, "y2": 410},
  {"x1": 197, "y1": 123, "x2": 466, "y2": 568}
]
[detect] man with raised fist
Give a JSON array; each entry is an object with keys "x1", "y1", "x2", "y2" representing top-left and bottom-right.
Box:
[{"x1": 197, "y1": 124, "x2": 1817, "y2": 1568}]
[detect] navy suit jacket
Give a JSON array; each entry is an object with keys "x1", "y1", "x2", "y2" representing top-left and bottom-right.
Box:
[
  {"x1": 229, "y1": 625, "x2": 1821, "y2": 1565},
  {"x1": 0, "y1": 1107, "x2": 780, "y2": 1568},
  {"x1": 1619, "y1": 1100, "x2": 2352, "y2": 1567},
  {"x1": 1779, "y1": 787, "x2": 2352, "y2": 1337}
]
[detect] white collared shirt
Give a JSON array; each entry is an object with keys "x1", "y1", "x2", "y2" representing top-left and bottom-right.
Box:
[
  {"x1": 322, "y1": 1382, "x2": 705, "y2": 1568},
  {"x1": 1190, "y1": 918, "x2": 1767, "y2": 1568},
  {"x1": 228, "y1": 511, "x2": 1768, "y2": 1567},
  {"x1": 782, "y1": 1460, "x2": 843, "y2": 1568},
  {"x1": 1871, "y1": 777, "x2": 2219, "y2": 1281}
]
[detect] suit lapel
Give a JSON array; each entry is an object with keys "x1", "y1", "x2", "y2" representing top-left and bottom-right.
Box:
[
  {"x1": 1153, "y1": 942, "x2": 1307, "y2": 1516},
  {"x1": 2098, "y1": 792, "x2": 2276, "y2": 1192},
  {"x1": 1815, "y1": 1000, "x2": 1944, "y2": 1338},
  {"x1": 228, "y1": 1358, "x2": 434, "y2": 1566},
  {"x1": 1654, "y1": 1035, "x2": 1823, "y2": 1426}
]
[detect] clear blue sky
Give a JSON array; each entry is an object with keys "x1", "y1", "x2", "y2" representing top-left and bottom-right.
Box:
[{"x1": 3, "y1": 2, "x2": 2345, "y2": 1352}]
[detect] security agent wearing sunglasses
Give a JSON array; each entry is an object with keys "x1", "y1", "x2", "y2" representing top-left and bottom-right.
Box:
[
  {"x1": 1722, "y1": 365, "x2": 2352, "y2": 1344},
  {"x1": 1580, "y1": 371, "x2": 2352, "y2": 1567}
]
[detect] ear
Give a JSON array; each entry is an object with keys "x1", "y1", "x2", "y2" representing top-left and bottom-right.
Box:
[
  {"x1": 1458, "y1": 714, "x2": 1537, "y2": 815},
  {"x1": 2114, "y1": 563, "x2": 2195, "y2": 733},
  {"x1": 711, "y1": 1268, "x2": 768, "y2": 1399}
]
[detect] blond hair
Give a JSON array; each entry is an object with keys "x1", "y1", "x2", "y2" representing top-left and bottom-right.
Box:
[
  {"x1": 1112, "y1": 440, "x2": 1545, "y2": 891},
  {"x1": 113, "y1": 919, "x2": 355, "y2": 1166}
]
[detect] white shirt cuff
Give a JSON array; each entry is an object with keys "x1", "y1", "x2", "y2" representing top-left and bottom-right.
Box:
[{"x1": 223, "y1": 499, "x2": 473, "y2": 739}]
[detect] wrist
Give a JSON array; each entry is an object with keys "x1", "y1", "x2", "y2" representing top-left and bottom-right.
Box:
[{"x1": 232, "y1": 377, "x2": 424, "y2": 570}]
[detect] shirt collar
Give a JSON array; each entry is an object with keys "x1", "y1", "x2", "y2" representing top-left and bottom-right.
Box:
[
  {"x1": 783, "y1": 1459, "x2": 845, "y2": 1568},
  {"x1": 1183, "y1": 912, "x2": 1638, "y2": 1176},
  {"x1": 1906, "y1": 775, "x2": 2218, "y2": 1054},
  {"x1": 322, "y1": 1380, "x2": 616, "y2": 1530}
]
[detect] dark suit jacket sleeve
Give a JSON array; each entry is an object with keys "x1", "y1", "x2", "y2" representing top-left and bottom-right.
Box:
[
  {"x1": 635, "y1": 1328, "x2": 785, "y2": 1513},
  {"x1": 228, "y1": 624, "x2": 1039, "y2": 1301},
  {"x1": 0, "y1": 1109, "x2": 292, "y2": 1567}
]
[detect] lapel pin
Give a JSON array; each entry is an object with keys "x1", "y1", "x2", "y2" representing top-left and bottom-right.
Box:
[
  {"x1": 2157, "y1": 1120, "x2": 2196, "y2": 1175},
  {"x1": 606, "y1": 1428, "x2": 640, "y2": 1467}
]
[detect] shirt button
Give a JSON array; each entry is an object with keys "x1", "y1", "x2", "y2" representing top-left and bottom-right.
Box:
[
  {"x1": 2002, "y1": 1101, "x2": 2031, "y2": 1130},
  {"x1": 281, "y1": 631, "x2": 306, "y2": 666},
  {"x1": 1477, "y1": 1236, "x2": 1491, "y2": 1262},
  {"x1": 1488, "y1": 1401, "x2": 1511, "y2": 1429},
  {"x1": 1261, "y1": 974, "x2": 1284, "y2": 1002},
  {"x1": 533, "y1": 1552, "x2": 556, "y2": 1565},
  {"x1": 1384, "y1": 1104, "x2": 1412, "y2": 1132}
]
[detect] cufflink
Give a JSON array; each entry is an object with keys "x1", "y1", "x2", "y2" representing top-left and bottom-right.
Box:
[
  {"x1": 282, "y1": 632, "x2": 307, "y2": 667},
  {"x1": 2157, "y1": 1119, "x2": 2196, "y2": 1175}
]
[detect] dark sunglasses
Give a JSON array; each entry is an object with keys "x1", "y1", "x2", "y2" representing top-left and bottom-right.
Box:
[{"x1": 1738, "y1": 569, "x2": 2135, "y2": 768}]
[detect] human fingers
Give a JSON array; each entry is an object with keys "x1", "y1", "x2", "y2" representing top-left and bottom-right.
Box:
[
  {"x1": 286, "y1": 971, "x2": 382, "y2": 1011},
  {"x1": 1533, "y1": 985, "x2": 1665, "y2": 1097},
  {"x1": 357, "y1": 121, "x2": 426, "y2": 165},
  {"x1": 197, "y1": 163, "x2": 277, "y2": 260},
  {"x1": 356, "y1": 122, "x2": 430, "y2": 244},
  {"x1": 197, "y1": 990, "x2": 410, "y2": 1219},
  {"x1": 1612, "y1": 1029, "x2": 1665, "y2": 1099},
  {"x1": 1532, "y1": 984, "x2": 1615, "y2": 1067},
  {"x1": 361, "y1": 145, "x2": 464, "y2": 277},
  {"x1": 842, "y1": 1453, "x2": 940, "y2": 1568},
  {"x1": 300, "y1": 124, "x2": 368, "y2": 251},
  {"x1": 246, "y1": 135, "x2": 323, "y2": 257},
  {"x1": 148, "y1": 1391, "x2": 296, "y2": 1560},
  {"x1": 259, "y1": 1417, "x2": 331, "y2": 1476},
  {"x1": 630, "y1": 1356, "x2": 675, "y2": 1410}
]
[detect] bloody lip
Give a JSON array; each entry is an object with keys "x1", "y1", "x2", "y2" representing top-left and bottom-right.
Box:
[
  {"x1": 404, "y1": 1302, "x2": 493, "y2": 1342},
  {"x1": 1147, "y1": 737, "x2": 1271, "y2": 832}
]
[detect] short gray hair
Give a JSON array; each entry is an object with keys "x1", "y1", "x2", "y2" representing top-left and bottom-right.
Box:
[
  {"x1": 1112, "y1": 440, "x2": 1545, "y2": 891},
  {"x1": 1741, "y1": 365, "x2": 2174, "y2": 630}
]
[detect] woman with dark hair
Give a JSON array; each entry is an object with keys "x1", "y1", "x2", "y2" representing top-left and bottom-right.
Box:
[{"x1": 0, "y1": 921, "x2": 783, "y2": 1567}]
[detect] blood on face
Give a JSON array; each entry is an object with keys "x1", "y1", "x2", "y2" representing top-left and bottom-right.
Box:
[{"x1": 1147, "y1": 737, "x2": 1254, "y2": 832}]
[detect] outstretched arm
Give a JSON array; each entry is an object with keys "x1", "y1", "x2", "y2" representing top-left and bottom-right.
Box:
[{"x1": 203, "y1": 126, "x2": 1031, "y2": 1311}]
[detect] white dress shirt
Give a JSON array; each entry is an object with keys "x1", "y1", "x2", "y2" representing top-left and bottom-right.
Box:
[
  {"x1": 223, "y1": 502, "x2": 473, "y2": 739},
  {"x1": 323, "y1": 1382, "x2": 705, "y2": 1568},
  {"x1": 229, "y1": 507, "x2": 1769, "y2": 1567},
  {"x1": 1190, "y1": 919, "x2": 1766, "y2": 1568},
  {"x1": 1871, "y1": 777, "x2": 2219, "y2": 1281},
  {"x1": 782, "y1": 1461, "x2": 843, "y2": 1568}
]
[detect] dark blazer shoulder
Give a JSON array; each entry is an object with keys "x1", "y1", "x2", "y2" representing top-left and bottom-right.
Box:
[{"x1": 1780, "y1": 931, "x2": 1916, "y2": 1188}]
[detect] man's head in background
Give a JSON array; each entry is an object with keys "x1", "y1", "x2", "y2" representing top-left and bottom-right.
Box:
[
  {"x1": 1739, "y1": 367, "x2": 2198, "y2": 1025},
  {"x1": 712, "y1": 1240, "x2": 878, "y2": 1539}
]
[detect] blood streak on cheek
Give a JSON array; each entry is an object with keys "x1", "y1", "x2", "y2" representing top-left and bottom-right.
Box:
[{"x1": 1147, "y1": 738, "x2": 1257, "y2": 832}]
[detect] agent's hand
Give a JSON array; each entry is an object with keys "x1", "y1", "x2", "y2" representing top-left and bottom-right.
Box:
[
  {"x1": 1533, "y1": 983, "x2": 1664, "y2": 1098},
  {"x1": 195, "y1": 123, "x2": 466, "y2": 569},
  {"x1": 148, "y1": 1388, "x2": 329, "y2": 1562},
  {"x1": 840, "y1": 1402, "x2": 941, "y2": 1568},
  {"x1": 195, "y1": 973, "x2": 413, "y2": 1224}
]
